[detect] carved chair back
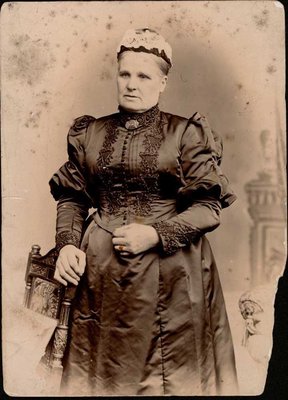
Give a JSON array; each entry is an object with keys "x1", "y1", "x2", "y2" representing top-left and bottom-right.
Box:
[{"x1": 24, "y1": 244, "x2": 76, "y2": 375}]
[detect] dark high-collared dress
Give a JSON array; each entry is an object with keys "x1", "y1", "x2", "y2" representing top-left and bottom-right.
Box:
[{"x1": 49, "y1": 105, "x2": 238, "y2": 396}]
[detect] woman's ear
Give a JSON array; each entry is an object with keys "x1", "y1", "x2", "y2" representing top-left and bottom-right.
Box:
[{"x1": 160, "y1": 75, "x2": 168, "y2": 93}]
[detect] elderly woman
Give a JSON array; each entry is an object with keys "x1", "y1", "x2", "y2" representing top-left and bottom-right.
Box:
[{"x1": 49, "y1": 28, "x2": 238, "y2": 396}]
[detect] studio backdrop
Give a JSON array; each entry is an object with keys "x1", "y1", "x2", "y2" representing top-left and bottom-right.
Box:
[{"x1": 1, "y1": 1, "x2": 286, "y2": 396}]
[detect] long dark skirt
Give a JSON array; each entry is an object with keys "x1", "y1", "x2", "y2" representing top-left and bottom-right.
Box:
[{"x1": 60, "y1": 221, "x2": 238, "y2": 396}]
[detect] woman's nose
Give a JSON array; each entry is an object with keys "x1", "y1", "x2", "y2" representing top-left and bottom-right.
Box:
[{"x1": 126, "y1": 77, "x2": 137, "y2": 91}]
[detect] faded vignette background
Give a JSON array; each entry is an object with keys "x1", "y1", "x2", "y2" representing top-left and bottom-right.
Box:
[{"x1": 1, "y1": 1, "x2": 286, "y2": 396}]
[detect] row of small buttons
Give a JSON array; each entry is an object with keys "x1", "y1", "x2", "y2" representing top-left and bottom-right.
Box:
[
  {"x1": 121, "y1": 131, "x2": 132, "y2": 165},
  {"x1": 121, "y1": 131, "x2": 133, "y2": 225}
]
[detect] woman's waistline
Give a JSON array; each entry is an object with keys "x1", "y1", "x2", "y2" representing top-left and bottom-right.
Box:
[{"x1": 87, "y1": 209, "x2": 178, "y2": 234}]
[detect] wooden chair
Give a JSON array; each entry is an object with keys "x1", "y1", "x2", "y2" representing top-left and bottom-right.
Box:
[{"x1": 23, "y1": 244, "x2": 76, "y2": 385}]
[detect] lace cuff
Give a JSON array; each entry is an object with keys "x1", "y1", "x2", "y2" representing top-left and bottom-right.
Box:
[
  {"x1": 152, "y1": 221, "x2": 201, "y2": 256},
  {"x1": 55, "y1": 231, "x2": 81, "y2": 253}
]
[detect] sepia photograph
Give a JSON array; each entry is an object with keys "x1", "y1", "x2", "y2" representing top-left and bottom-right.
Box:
[{"x1": 1, "y1": 1, "x2": 286, "y2": 397}]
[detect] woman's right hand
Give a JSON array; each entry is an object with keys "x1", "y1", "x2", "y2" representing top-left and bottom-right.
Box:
[{"x1": 54, "y1": 244, "x2": 86, "y2": 286}]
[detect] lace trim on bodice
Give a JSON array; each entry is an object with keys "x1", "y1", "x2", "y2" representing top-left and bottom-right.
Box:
[
  {"x1": 95, "y1": 106, "x2": 165, "y2": 216},
  {"x1": 118, "y1": 104, "x2": 160, "y2": 129}
]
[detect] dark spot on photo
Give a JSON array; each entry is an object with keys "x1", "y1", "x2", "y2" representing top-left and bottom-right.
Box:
[
  {"x1": 12, "y1": 34, "x2": 30, "y2": 47},
  {"x1": 253, "y1": 9, "x2": 269, "y2": 29},
  {"x1": 8, "y1": 3, "x2": 14, "y2": 10},
  {"x1": 63, "y1": 59, "x2": 70, "y2": 68},
  {"x1": 49, "y1": 10, "x2": 56, "y2": 18},
  {"x1": 106, "y1": 23, "x2": 112, "y2": 30},
  {"x1": 56, "y1": 43, "x2": 60, "y2": 48},
  {"x1": 255, "y1": 17, "x2": 267, "y2": 28},
  {"x1": 246, "y1": 101, "x2": 250, "y2": 105},
  {"x1": 41, "y1": 100, "x2": 49, "y2": 108},
  {"x1": 73, "y1": 31, "x2": 78, "y2": 36},
  {"x1": 224, "y1": 134, "x2": 235, "y2": 141},
  {"x1": 72, "y1": 15, "x2": 78, "y2": 19},
  {"x1": 30, "y1": 149, "x2": 36, "y2": 154},
  {"x1": 237, "y1": 83, "x2": 243, "y2": 90},
  {"x1": 6, "y1": 35, "x2": 56, "y2": 85},
  {"x1": 166, "y1": 17, "x2": 173, "y2": 26},
  {"x1": 82, "y1": 42, "x2": 88, "y2": 51},
  {"x1": 266, "y1": 64, "x2": 276, "y2": 74},
  {"x1": 108, "y1": 15, "x2": 112, "y2": 20},
  {"x1": 200, "y1": 26, "x2": 211, "y2": 37},
  {"x1": 25, "y1": 110, "x2": 42, "y2": 128},
  {"x1": 100, "y1": 69, "x2": 112, "y2": 81}
]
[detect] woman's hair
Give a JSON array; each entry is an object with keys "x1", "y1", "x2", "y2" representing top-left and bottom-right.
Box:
[
  {"x1": 154, "y1": 56, "x2": 171, "y2": 76},
  {"x1": 118, "y1": 50, "x2": 171, "y2": 76}
]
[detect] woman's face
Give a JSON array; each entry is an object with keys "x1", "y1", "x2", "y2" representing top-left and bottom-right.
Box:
[{"x1": 117, "y1": 51, "x2": 168, "y2": 113}]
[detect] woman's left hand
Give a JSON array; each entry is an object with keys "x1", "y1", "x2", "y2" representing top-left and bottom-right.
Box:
[{"x1": 112, "y1": 223, "x2": 160, "y2": 256}]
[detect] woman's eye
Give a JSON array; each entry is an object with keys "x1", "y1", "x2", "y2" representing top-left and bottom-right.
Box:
[
  {"x1": 119, "y1": 72, "x2": 129, "y2": 78},
  {"x1": 139, "y1": 74, "x2": 150, "y2": 80}
]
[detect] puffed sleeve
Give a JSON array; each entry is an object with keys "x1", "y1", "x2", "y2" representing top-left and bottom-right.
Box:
[
  {"x1": 152, "y1": 112, "x2": 236, "y2": 256},
  {"x1": 49, "y1": 115, "x2": 96, "y2": 252}
]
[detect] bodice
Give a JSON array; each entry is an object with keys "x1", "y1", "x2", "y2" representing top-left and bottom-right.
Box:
[
  {"x1": 50, "y1": 106, "x2": 236, "y2": 233},
  {"x1": 83, "y1": 106, "x2": 185, "y2": 229}
]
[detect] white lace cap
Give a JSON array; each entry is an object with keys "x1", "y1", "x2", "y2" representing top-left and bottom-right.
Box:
[{"x1": 117, "y1": 28, "x2": 172, "y2": 67}]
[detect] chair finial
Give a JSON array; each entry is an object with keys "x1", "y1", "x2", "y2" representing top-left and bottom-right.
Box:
[{"x1": 31, "y1": 244, "x2": 41, "y2": 255}]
